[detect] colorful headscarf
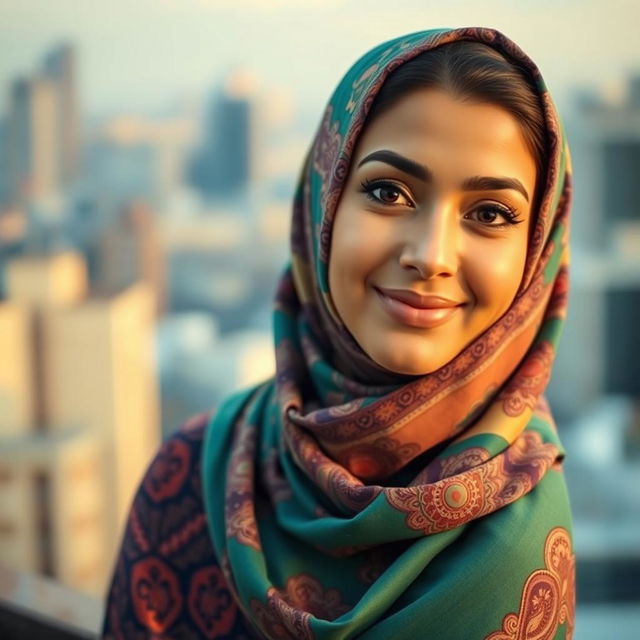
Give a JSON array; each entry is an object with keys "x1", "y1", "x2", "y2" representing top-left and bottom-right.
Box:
[{"x1": 203, "y1": 27, "x2": 575, "y2": 639}]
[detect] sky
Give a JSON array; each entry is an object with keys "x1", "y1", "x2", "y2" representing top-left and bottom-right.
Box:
[{"x1": 0, "y1": 0, "x2": 638, "y2": 124}]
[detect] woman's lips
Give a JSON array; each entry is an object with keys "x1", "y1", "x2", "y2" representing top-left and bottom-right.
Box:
[{"x1": 374, "y1": 287, "x2": 464, "y2": 329}]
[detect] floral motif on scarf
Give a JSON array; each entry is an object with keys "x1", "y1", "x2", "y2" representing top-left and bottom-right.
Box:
[{"x1": 202, "y1": 26, "x2": 575, "y2": 640}]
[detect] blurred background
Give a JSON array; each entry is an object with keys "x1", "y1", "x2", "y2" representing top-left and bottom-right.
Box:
[{"x1": 0, "y1": 0, "x2": 638, "y2": 637}]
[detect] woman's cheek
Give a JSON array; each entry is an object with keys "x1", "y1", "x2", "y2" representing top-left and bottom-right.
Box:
[
  {"x1": 333, "y1": 215, "x2": 379, "y2": 273},
  {"x1": 472, "y1": 244, "x2": 526, "y2": 312}
]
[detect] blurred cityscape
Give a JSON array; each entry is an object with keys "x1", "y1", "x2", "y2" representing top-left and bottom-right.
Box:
[{"x1": 0, "y1": 39, "x2": 638, "y2": 636}]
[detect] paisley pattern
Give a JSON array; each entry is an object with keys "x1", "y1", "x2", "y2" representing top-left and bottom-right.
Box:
[
  {"x1": 286, "y1": 267, "x2": 555, "y2": 480},
  {"x1": 143, "y1": 438, "x2": 190, "y2": 502},
  {"x1": 384, "y1": 431, "x2": 560, "y2": 534},
  {"x1": 104, "y1": 27, "x2": 576, "y2": 640},
  {"x1": 312, "y1": 104, "x2": 342, "y2": 214},
  {"x1": 547, "y1": 264, "x2": 570, "y2": 320},
  {"x1": 250, "y1": 574, "x2": 350, "y2": 640},
  {"x1": 130, "y1": 557, "x2": 182, "y2": 633},
  {"x1": 283, "y1": 420, "x2": 382, "y2": 513},
  {"x1": 197, "y1": 26, "x2": 575, "y2": 640},
  {"x1": 485, "y1": 527, "x2": 575, "y2": 640},
  {"x1": 188, "y1": 566, "x2": 237, "y2": 638},
  {"x1": 438, "y1": 446, "x2": 492, "y2": 480},
  {"x1": 501, "y1": 341, "x2": 556, "y2": 417},
  {"x1": 102, "y1": 413, "x2": 256, "y2": 639},
  {"x1": 225, "y1": 416, "x2": 261, "y2": 551},
  {"x1": 251, "y1": 591, "x2": 313, "y2": 640}
]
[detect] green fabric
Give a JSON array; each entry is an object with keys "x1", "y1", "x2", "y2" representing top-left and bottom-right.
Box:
[{"x1": 202, "y1": 27, "x2": 575, "y2": 639}]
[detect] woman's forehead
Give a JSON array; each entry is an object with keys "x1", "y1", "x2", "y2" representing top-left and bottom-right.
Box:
[{"x1": 351, "y1": 89, "x2": 537, "y2": 190}]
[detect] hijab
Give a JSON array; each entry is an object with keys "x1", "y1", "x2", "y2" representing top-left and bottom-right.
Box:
[{"x1": 202, "y1": 27, "x2": 574, "y2": 639}]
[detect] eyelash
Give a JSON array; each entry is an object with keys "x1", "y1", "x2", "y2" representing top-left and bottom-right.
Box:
[{"x1": 358, "y1": 179, "x2": 524, "y2": 228}]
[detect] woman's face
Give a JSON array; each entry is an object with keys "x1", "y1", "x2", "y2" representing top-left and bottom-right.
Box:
[{"x1": 328, "y1": 88, "x2": 537, "y2": 376}]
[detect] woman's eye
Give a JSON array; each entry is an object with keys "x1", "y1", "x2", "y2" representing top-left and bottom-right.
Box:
[
  {"x1": 357, "y1": 183, "x2": 522, "y2": 227},
  {"x1": 466, "y1": 203, "x2": 523, "y2": 228},
  {"x1": 360, "y1": 180, "x2": 414, "y2": 207}
]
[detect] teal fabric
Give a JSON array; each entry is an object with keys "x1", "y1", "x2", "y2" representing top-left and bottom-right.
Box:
[{"x1": 203, "y1": 27, "x2": 575, "y2": 639}]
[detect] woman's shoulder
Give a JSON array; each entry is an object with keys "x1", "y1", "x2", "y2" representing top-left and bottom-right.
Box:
[
  {"x1": 102, "y1": 409, "x2": 258, "y2": 638},
  {"x1": 141, "y1": 409, "x2": 215, "y2": 503},
  {"x1": 140, "y1": 378, "x2": 270, "y2": 511}
]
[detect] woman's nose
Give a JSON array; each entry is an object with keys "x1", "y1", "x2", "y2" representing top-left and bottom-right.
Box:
[{"x1": 398, "y1": 204, "x2": 459, "y2": 279}]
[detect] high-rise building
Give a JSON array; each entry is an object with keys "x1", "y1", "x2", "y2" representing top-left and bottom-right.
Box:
[
  {"x1": 5, "y1": 251, "x2": 87, "y2": 310},
  {"x1": 97, "y1": 202, "x2": 167, "y2": 316},
  {"x1": 43, "y1": 43, "x2": 80, "y2": 188},
  {"x1": 3, "y1": 43, "x2": 79, "y2": 206},
  {"x1": 0, "y1": 251, "x2": 160, "y2": 596},
  {"x1": 549, "y1": 76, "x2": 640, "y2": 420},
  {"x1": 6, "y1": 76, "x2": 60, "y2": 204},
  {"x1": 0, "y1": 118, "x2": 10, "y2": 205},
  {"x1": 189, "y1": 69, "x2": 263, "y2": 198},
  {"x1": 0, "y1": 301, "x2": 38, "y2": 436},
  {"x1": 0, "y1": 418, "x2": 105, "y2": 593},
  {"x1": 42, "y1": 280, "x2": 160, "y2": 556},
  {"x1": 84, "y1": 114, "x2": 196, "y2": 208}
]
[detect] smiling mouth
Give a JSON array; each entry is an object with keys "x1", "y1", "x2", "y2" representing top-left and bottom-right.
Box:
[{"x1": 374, "y1": 287, "x2": 464, "y2": 329}]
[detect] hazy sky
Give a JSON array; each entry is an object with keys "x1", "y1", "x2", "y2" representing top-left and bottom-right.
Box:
[{"x1": 0, "y1": 0, "x2": 638, "y2": 123}]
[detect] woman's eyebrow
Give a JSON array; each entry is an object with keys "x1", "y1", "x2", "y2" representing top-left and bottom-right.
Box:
[
  {"x1": 356, "y1": 149, "x2": 529, "y2": 202},
  {"x1": 461, "y1": 176, "x2": 530, "y2": 202},
  {"x1": 357, "y1": 150, "x2": 431, "y2": 181}
]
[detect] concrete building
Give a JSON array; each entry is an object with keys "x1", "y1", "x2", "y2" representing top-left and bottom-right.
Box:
[
  {"x1": 43, "y1": 43, "x2": 80, "y2": 188},
  {"x1": 0, "y1": 43, "x2": 79, "y2": 207},
  {"x1": 188, "y1": 69, "x2": 264, "y2": 199},
  {"x1": 84, "y1": 113, "x2": 196, "y2": 208},
  {"x1": 0, "y1": 251, "x2": 160, "y2": 597},
  {"x1": 6, "y1": 75, "x2": 60, "y2": 204},
  {"x1": 0, "y1": 418, "x2": 104, "y2": 594},
  {"x1": 97, "y1": 201, "x2": 168, "y2": 316},
  {"x1": 548, "y1": 76, "x2": 640, "y2": 422}
]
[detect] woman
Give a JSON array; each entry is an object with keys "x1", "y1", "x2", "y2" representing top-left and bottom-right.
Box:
[{"x1": 102, "y1": 26, "x2": 574, "y2": 639}]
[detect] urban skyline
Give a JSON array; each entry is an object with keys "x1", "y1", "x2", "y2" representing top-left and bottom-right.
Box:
[
  {"x1": 0, "y1": 39, "x2": 289, "y2": 601},
  {"x1": 0, "y1": 12, "x2": 638, "y2": 636}
]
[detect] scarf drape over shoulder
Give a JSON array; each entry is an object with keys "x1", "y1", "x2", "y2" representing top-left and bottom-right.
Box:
[{"x1": 203, "y1": 27, "x2": 574, "y2": 640}]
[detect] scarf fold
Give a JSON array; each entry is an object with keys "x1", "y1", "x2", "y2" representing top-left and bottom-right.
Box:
[{"x1": 203, "y1": 27, "x2": 575, "y2": 640}]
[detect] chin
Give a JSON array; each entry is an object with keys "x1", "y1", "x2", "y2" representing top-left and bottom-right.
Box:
[{"x1": 371, "y1": 347, "x2": 444, "y2": 376}]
